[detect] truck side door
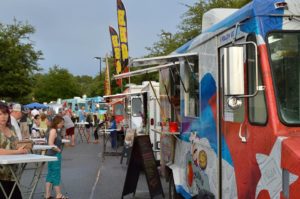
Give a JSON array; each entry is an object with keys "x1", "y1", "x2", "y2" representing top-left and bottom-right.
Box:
[{"x1": 219, "y1": 34, "x2": 268, "y2": 198}]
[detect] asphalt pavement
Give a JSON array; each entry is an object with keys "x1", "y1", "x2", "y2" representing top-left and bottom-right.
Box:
[{"x1": 21, "y1": 129, "x2": 168, "y2": 199}]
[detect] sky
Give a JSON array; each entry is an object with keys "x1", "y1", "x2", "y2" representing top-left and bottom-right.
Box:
[{"x1": 0, "y1": 0, "x2": 198, "y2": 77}]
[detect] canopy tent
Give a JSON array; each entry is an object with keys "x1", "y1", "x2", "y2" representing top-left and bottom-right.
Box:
[{"x1": 24, "y1": 102, "x2": 48, "y2": 109}]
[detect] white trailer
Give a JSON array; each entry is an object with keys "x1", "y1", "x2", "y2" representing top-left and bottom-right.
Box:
[{"x1": 104, "y1": 81, "x2": 161, "y2": 159}]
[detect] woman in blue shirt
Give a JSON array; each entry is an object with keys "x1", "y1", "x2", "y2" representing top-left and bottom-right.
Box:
[{"x1": 109, "y1": 115, "x2": 117, "y2": 148}]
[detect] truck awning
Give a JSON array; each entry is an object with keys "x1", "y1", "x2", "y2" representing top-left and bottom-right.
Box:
[
  {"x1": 114, "y1": 52, "x2": 198, "y2": 80},
  {"x1": 131, "y1": 52, "x2": 198, "y2": 67},
  {"x1": 103, "y1": 91, "x2": 147, "y2": 99},
  {"x1": 114, "y1": 62, "x2": 179, "y2": 80}
]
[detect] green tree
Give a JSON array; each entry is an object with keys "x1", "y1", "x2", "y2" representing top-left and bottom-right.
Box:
[
  {"x1": 74, "y1": 75, "x2": 95, "y2": 97},
  {"x1": 88, "y1": 75, "x2": 104, "y2": 96},
  {"x1": 145, "y1": 31, "x2": 182, "y2": 57},
  {"x1": 179, "y1": 0, "x2": 251, "y2": 36},
  {"x1": 0, "y1": 20, "x2": 42, "y2": 103},
  {"x1": 33, "y1": 66, "x2": 80, "y2": 102}
]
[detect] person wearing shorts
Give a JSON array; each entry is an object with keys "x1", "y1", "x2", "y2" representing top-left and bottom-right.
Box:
[
  {"x1": 62, "y1": 109, "x2": 75, "y2": 146},
  {"x1": 85, "y1": 113, "x2": 93, "y2": 143}
]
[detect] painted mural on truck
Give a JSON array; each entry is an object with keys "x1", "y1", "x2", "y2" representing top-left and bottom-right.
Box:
[
  {"x1": 168, "y1": 0, "x2": 300, "y2": 198},
  {"x1": 115, "y1": 0, "x2": 300, "y2": 198}
]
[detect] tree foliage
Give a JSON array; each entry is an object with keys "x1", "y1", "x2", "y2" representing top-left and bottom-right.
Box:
[
  {"x1": 33, "y1": 66, "x2": 81, "y2": 102},
  {"x1": 0, "y1": 20, "x2": 42, "y2": 103},
  {"x1": 74, "y1": 75, "x2": 95, "y2": 96}
]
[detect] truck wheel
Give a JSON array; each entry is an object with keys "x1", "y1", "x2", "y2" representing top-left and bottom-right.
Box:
[{"x1": 169, "y1": 173, "x2": 182, "y2": 199}]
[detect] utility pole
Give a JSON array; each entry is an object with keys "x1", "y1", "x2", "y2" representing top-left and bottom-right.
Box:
[{"x1": 94, "y1": 57, "x2": 103, "y2": 76}]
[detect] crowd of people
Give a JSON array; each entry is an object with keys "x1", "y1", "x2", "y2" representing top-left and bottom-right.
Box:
[{"x1": 0, "y1": 101, "x2": 118, "y2": 199}]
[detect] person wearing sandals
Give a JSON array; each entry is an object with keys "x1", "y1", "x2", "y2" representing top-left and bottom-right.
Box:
[{"x1": 44, "y1": 115, "x2": 68, "y2": 199}]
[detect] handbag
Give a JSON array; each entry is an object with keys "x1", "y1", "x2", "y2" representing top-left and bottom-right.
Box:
[{"x1": 16, "y1": 140, "x2": 34, "y2": 150}]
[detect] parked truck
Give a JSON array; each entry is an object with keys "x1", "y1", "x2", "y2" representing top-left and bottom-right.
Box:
[
  {"x1": 104, "y1": 81, "x2": 161, "y2": 158},
  {"x1": 62, "y1": 96, "x2": 105, "y2": 116},
  {"x1": 115, "y1": 0, "x2": 300, "y2": 198}
]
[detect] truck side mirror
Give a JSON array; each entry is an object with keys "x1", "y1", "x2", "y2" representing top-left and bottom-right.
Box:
[
  {"x1": 223, "y1": 46, "x2": 245, "y2": 96},
  {"x1": 127, "y1": 105, "x2": 131, "y2": 115}
]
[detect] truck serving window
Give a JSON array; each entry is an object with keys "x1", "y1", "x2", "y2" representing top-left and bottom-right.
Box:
[
  {"x1": 268, "y1": 32, "x2": 300, "y2": 125},
  {"x1": 170, "y1": 65, "x2": 180, "y2": 121},
  {"x1": 114, "y1": 103, "x2": 124, "y2": 116},
  {"x1": 184, "y1": 59, "x2": 199, "y2": 117},
  {"x1": 131, "y1": 97, "x2": 142, "y2": 117}
]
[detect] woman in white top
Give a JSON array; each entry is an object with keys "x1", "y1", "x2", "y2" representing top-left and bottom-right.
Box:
[
  {"x1": 31, "y1": 114, "x2": 41, "y2": 138},
  {"x1": 63, "y1": 109, "x2": 75, "y2": 146}
]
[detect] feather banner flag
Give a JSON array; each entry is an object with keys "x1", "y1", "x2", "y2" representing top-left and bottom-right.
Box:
[
  {"x1": 117, "y1": 0, "x2": 129, "y2": 71},
  {"x1": 109, "y1": 26, "x2": 122, "y2": 75},
  {"x1": 104, "y1": 55, "x2": 111, "y2": 96},
  {"x1": 109, "y1": 26, "x2": 122, "y2": 87}
]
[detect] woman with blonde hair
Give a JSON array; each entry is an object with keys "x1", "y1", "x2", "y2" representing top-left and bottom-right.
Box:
[{"x1": 39, "y1": 113, "x2": 48, "y2": 137}]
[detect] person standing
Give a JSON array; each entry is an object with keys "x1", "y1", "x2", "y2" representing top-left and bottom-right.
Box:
[
  {"x1": 45, "y1": 115, "x2": 68, "y2": 199},
  {"x1": 109, "y1": 115, "x2": 117, "y2": 149},
  {"x1": 93, "y1": 114, "x2": 100, "y2": 144},
  {"x1": 27, "y1": 111, "x2": 33, "y2": 135},
  {"x1": 78, "y1": 106, "x2": 86, "y2": 123},
  {"x1": 19, "y1": 110, "x2": 30, "y2": 139},
  {"x1": 10, "y1": 103, "x2": 23, "y2": 140},
  {"x1": 0, "y1": 102, "x2": 28, "y2": 199},
  {"x1": 63, "y1": 109, "x2": 75, "y2": 146},
  {"x1": 85, "y1": 113, "x2": 93, "y2": 144},
  {"x1": 31, "y1": 114, "x2": 41, "y2": 138},
  {"x1": 39, "y1": 113, "x2": 48, "y2": 138}
]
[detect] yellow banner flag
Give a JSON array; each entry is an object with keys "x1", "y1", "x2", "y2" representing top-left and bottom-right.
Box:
[
  {"x1": 117, "y1": 0, "x2": 129, "y2": 69},
  {"x1": 109, "y1": 26, "x2": 122, "y2": 87},
  {"x1": 104, "y1": 56, "x2": 111, "y2": 96}
]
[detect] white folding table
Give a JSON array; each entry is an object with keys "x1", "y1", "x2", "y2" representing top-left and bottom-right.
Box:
[
  {"x1": 32, "y1": 145, "x2": 57, "y2": 155},
  {"x1": 31, "y1": 138, "x2": 70, "y2": 144},
  {"x1": 32, "y1": 145, "x2": 56, "y2": 151},
  {"x1": 0, "y1": 154, "x2": 57, "y2": 199}
]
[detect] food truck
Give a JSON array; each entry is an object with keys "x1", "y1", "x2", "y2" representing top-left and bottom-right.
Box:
[
  {"x1": 114, "y1": 0, "x2": 300, "y2": 198},
  {"x1": 104, "y1": 82, "x2": 161, "y2": 158},
  {"x1": 62, "y1": 96, "x2": 106, "y2": 116}
]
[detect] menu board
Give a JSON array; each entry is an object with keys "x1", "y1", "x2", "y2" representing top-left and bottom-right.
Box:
[{"x1": 122, "y1": 135, "x2": 164, "y2": 199}]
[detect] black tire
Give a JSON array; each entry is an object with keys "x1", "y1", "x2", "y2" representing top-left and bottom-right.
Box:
[{"x1": 169, "y1": 173, "x2": 183, "y2": 199}]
